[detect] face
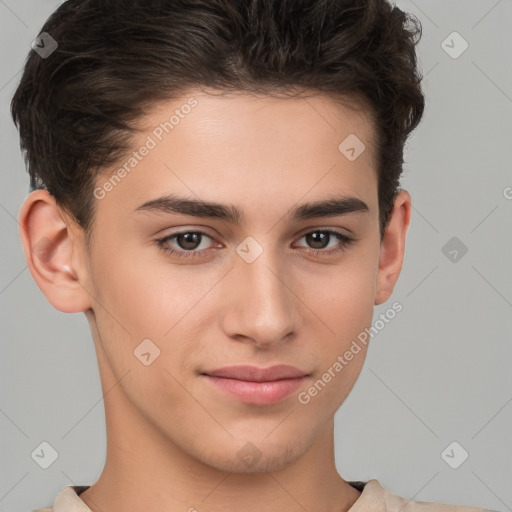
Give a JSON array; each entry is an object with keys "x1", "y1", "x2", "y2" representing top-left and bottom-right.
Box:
[{"x1": 21, "y1": 88, "x2": 409, "y2": 474}]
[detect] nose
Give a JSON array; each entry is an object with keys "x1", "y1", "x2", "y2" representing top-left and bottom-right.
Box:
[{"x1": 220, "y1": 244, "x2": 300, "y2": 349}]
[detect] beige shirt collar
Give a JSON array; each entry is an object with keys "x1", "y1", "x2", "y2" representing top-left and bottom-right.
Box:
[{"x1": 34, "y1": 479, "x2": 497, "y2": 512}]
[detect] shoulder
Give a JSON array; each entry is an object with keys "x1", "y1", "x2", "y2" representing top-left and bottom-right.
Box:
[{"x1": 350, "y1": 479, "x2": 499, "y2": 512}]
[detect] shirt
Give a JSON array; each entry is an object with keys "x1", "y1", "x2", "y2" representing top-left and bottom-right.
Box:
[{"x1": 33, "y1": 479, "x2": 499, "y2": 512}]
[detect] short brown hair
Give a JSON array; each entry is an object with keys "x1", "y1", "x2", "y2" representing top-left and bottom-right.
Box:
[{"x1": 11, "y1": 0, "x2": 425, "y2": 244}]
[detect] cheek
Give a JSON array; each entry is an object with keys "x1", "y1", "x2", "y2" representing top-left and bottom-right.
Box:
[
  {"x1": 89, "y1": 252, "x2": 230, "y2": 396},
  {"x1": 297, "y1": 266, "x2": 375, "y2": 412},
  {"x1": 297, "y1": 242, "x2": 379, "y2": 402},
  {"x1": 90, "y1": 236, "x2": 207, "y2": 336},
  {"x1": 86, "y1": 242, "x2": 209, "y2": 417},
  {"x1": 304, "y1": 244, "x2": 379, "y2": 337}
]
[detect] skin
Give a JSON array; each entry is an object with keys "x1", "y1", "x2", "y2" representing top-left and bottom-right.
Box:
[{"x1": 19, "y1": 88, "x2": 410, "y2": 512}]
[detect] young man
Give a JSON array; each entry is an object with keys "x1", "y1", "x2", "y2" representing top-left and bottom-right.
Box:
[{"x1": 11, "y1": 1, "x2": 498, "y2": 511}]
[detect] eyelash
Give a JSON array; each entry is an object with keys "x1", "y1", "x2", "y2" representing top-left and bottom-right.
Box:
[{"x1": 154, "y1": 229, "x2": 355, "y2": 260}]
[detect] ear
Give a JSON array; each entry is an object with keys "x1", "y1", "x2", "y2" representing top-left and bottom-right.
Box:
[
  {"x1": 18, "y1": 189, "x2": 93, "y2": 313},
  {"x1": 374, "y1": 190, "x2": 411, "y2": 305}
]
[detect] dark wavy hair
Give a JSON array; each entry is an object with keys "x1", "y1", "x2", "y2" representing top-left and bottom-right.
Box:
[{"x1": 11, "y1": 0, "x2": 425, "y2": 247}]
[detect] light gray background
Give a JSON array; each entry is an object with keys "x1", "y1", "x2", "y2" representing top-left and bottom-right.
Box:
[{"x1": 1, "y1": 1, "x2": 511, "y2": 511}]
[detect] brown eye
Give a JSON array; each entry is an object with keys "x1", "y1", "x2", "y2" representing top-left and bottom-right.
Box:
[
  {"x1": 155, "y1": 231, "x2": 215, "y2": 259},
  {"x1": 305, "y1": 231, "x2": 330, "y2": 249},
  {"x1": 175, "y1": 232, "x2": 203, "y2": 250},
  {"x1": 295, "y1": 229, "x2": 354, "y2": 255}
]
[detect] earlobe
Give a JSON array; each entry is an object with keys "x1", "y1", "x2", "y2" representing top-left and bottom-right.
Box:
[
  {"x1": 18, "y1": 189, "x2": 92, "y2": 313},
  {"x1": 374, "y1": 190, "x2": 411, "y2": 306}
]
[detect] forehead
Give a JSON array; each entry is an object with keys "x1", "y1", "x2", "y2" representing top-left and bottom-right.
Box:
[{"x1": 93, "y1": 88, "x2": 379, "y2": 226}]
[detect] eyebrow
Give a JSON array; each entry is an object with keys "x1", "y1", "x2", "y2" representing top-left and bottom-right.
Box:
[{"x1": 134, "y1": 193, "x2": 369, "y2": 223}]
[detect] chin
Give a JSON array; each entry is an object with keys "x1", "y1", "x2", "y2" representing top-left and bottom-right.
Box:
[{"x1": 194, "y1": 436, "x2": 310, "y2": 475}]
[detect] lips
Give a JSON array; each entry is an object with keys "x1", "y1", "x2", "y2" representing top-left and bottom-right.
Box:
[
  {"x1": 202, "y1": 364, "x2": 308, "y2": 382},
  {"x1": 201, "y1": 365, "x2": 310, "y2": 405}
]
